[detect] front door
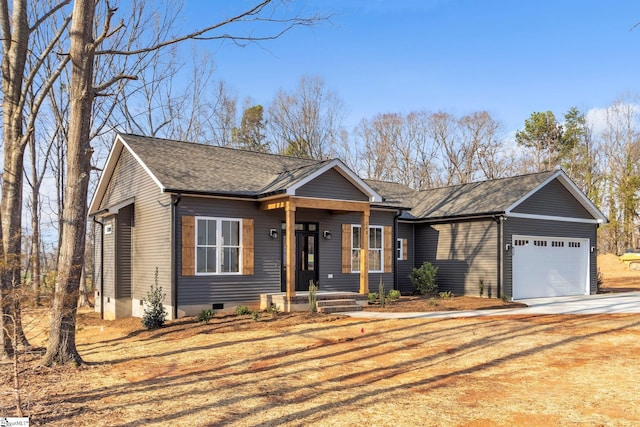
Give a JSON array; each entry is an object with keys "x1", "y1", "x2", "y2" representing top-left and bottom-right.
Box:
[
  {"x1": 296, "y1": 231, "x2": 318, "y2": 291},
  {"x1": 281, "y1": 223, "x2": 319, "y2": 292}
]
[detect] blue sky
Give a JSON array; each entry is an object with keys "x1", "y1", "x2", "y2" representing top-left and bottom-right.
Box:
[{"x1": 180, "y1": 0, "x2": 640, "y2": 134}]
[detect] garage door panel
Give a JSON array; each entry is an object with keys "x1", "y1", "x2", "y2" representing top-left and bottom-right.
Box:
[{"x1": 512, "y1": 235, "x2": 589, "y2": 299}]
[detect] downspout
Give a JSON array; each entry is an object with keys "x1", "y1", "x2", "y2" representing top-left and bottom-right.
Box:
[
  {"x1": 92, "y1": 216, "x2": 105, "y2": 319},
  {"x1": 171, "y1": 193, "x2": 182, "y2": 319}
]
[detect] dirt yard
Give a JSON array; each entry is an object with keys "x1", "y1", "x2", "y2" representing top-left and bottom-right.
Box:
[{"x1": 2, "y1": 254, "x2": 640, "y2": 426}]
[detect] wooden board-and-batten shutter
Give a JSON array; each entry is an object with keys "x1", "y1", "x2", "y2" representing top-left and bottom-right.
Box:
[
  {"x1": 384, "y1": 225, "x2": 392, "y2": 273},
  {"x1": 182, "y1": 216, "x2": 195, "y2": 276},
  {"x1": 402, "y1": 238, "x2": 408, "y2": 261},
  {"x1": 342, "y1": 224, "x2": 351, "y2": 273},
  {"x1": 242, "y1": 219, "x2": 254, "y2": 275}
]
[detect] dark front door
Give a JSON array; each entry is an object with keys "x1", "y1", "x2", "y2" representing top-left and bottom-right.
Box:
[
  {"x1": 296, "y1": 231, "x2": 319, "y2": 291},
  {"x1": 281, "y1": 223, "x2": 319, "y2": 292}
]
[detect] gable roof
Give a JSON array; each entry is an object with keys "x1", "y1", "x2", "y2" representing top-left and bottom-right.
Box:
[
  {"x1": 405, "y1": 170, "x2": 607, "y2": 223},
  {"x1": 89, "y1": 134, "x2": 382, "y2": 214},
  {"x1": 365, "y1": 179, "x2": 417, "y2": 209}
]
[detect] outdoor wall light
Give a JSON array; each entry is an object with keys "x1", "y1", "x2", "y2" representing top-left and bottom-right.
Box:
[
  {"x1": 591, "y1": 246, "x2": 596, "y2": 253},
  {"x1": 505, "y1": 243, "x2": 511, "y2": 252},
  {"x1": 323, "y1": 230, "x2": 332, "y2": 240},
  {"x1": 269, "y1": 228, "x2": 279, "y2": 239}
]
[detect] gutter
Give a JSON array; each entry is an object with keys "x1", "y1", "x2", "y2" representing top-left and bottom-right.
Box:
[
  {"x1": 92, "y1": 216, "x2": 105, "y2": 320},
  {"x1": 171, "y1": 193, "x2": 182, "y2": 319}
]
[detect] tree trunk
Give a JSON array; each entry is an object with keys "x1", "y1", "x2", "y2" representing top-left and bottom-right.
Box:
[
  {"x1": 43, "y1": 0, "x2": 95, "y2": 366},
  {"x1": 30, "y1": 137, "x2": 43, "y2": 307},
  {"x1": 0, "y1": 0, "x2": 31, "y2": 357}
]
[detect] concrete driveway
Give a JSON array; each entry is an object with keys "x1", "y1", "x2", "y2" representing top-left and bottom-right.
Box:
[{"x1": 343, "y1": 291, "x2": 640, "y2": 319}]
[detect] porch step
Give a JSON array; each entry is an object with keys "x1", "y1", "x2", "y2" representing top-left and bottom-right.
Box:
[{"x1": 316, "y1": 298, "x2": 363, "y2": 313}]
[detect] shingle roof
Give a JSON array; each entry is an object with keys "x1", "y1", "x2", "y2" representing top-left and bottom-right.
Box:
[
  {"x1": 365, "y1": 179, "x2": 416, "y2": 209},
  {"x1": 406, "y1": 171, "x2": 557, "y2": 220},
  {"x1": 120, "y1": 133, "x2": 322, "y2": 196}
]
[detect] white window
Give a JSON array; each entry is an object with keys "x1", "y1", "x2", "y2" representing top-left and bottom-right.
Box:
[
  {"x1": 397, "y1": 238, "x2": 403, "y2": 260},
  {"x1": 351, "y1": 225, "x2": 383, "y2": 273},
  {"x1": 196, "y1": 217, "x2": 241, "y2": 274}
]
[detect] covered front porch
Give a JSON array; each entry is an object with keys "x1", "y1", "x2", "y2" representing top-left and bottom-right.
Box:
[{"x1": 260, "y1": 195, "x2": 373, "y2": 311}]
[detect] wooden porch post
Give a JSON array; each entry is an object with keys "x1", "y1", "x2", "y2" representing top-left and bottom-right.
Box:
[
  {"x1": 285, "y1": 201, "x2": 296, "y2": 299},
  {"x1": 359, "y1": 208, "x2": 370, "y2": 294}
]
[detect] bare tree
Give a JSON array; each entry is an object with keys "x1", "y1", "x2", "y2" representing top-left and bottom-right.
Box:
[
  {"x1": 268, "y1": 75, "x2": 344, "y2": 159},
  {"x1": 598, "y1": 98, "x2": 640, "y2": 254},
  {"x1": 0, "y1": 0, "x2": 72, "y2": 357},
  {"x1": 42, "y1": 0, "x2": 327, "y2": 366}
]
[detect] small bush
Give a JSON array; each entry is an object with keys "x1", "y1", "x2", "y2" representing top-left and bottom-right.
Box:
[
  {"x1": 197, "y1": 309, "x2": 214, "y2": 324},
  {"x1": 235, "y1": 305, "x2": 251, "y2": 315},
  {"x1": 142, "y1": 267, "x2": 167, "y2": 330},
  {"x1": 268, "y1": 304, "x2": 280, "y2": 315},
  {"x1": 308, "y1": 280, "x2": 318, "y2": 313},
  {"x1": 388, "y1": 289, "x2": 401, "y2": 301},
  {"x1": 597, "y1": 268, "x2": 604, "y2": 293},
  {"x1": 409, "y1": 261, "x2": 438, "y2": 295},
  {"x1": 501, "y1": 294, "x2": 508, "y2": 302},
  {"x1": 439, "y1": 291, "x2": 453, "y2": 299},
  {"x1": 251, "y1": 311, "x2": 260, "y2": 321},
  {"x1": 479, "y1": 278, "x2": 485, "y2": 297},
  {"x1": 368, "y1": 292, "x2": 378, "y2": 303},
  {"x1": 429, "y1": 297, "x2": 438, "y2": 307}
]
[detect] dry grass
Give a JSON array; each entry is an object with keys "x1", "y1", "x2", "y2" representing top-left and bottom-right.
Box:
[{"x1": 1, "y1": 254, "x2": 639, "y2": 426}]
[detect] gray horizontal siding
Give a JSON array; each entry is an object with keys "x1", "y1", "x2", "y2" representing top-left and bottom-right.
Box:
[
  {"x1": 177, "y1": 200, "x2": 396, "y2": 305},
  {"x1": 102, "y1": 217, "x2": 115, "y2": 298},
  {"x1": 415, "y1": 219, "x2": 499, "y2": 297},
  {"x1": 503, "y1": 217, "x2": 598, "y2": 298},
  {"x1": 512, "y1": 178, "x2": 593, "y2": 219},
  {"x1": 296, "y1": 168, "x2": 369, "y2": 201},
  {"x1": 295, "y1": 209, "x2": 395, "y2": 293},
  {"x1": 178, "y1": 197, "x2": 283, "y2": 305},
  {"x1": 98, "y1": 148, "x2": 172, "y2": 303},
  {"x1": 115, "y1": 204, "x2": 133, "y2": 299},
  {"x1": 397, "y1": 222, "x2": 415, "y2": 294}
]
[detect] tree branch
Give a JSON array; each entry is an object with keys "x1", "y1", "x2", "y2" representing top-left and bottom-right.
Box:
[
  {"x1": 96, "y1": 0, "x2": 326, "y2": 56},
  {"x1": 29, "y1": 0, "x2": 71, "y2": 33},
  {"x1": 93, "y1": 73, "x2": 137, "y2": 94}
]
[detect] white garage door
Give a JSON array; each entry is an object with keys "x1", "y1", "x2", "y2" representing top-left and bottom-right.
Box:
[{"x1": 512, "y1": 235, "x2": 589, "y2": 299}]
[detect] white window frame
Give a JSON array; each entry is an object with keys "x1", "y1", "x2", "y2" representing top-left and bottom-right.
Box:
[
  {"x1": 397, "y1": 238, "x2": 404, "y2": 261},
  {"x1": 351, "y1": 225, "x2": 384, "y2": 273},
  {"x1": 195, "y1": 217, "x2": 242, "y2": 275}
]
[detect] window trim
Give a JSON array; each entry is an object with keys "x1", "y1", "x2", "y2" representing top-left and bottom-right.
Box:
[
  {"x1": 396, "y1": 238, "x2": 404, "y2": 261},
  {"x1": 351, "y1": 224, "x2": 384, "y2": 273},
  {"x1": 195, "y1": 216, "x2": 242, "y2": 276}
]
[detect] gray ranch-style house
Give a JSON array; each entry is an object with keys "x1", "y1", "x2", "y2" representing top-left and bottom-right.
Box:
[{"x1": 89, "y1": 134, "x2": 607, "y2": 320}]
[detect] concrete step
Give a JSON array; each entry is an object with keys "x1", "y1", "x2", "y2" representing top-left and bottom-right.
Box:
[
  {"x1": 316, "y1": 298, "x2": 363, "y2": 313},
  {"x1": 317, "y1": 304, "x2": 364, "y2": 314},
  {"x1": 316, "y1": 299, "x2": 359, "y2": 307}
]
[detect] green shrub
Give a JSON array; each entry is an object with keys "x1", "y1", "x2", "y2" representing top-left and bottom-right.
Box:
[
  {"x1": 197, "y1": 309, "x2": 214, "y2": 324},
  {"x1": 479, "y1": 278, "x2": 485, "y2": 297},
  {"x1": 235, "y1": 305, "x2": 251, "y2": 315},
  {"x1": 429, "y1": 297, "x2": 438, "y2": 307},
  {"x1": 501, "y1": 294, "x2": 508, "y2": 302},
  {"x1": 308, "y1": 280, "x2": 318, "y2": 313},
  {"x1": 142, "y1": 267, "x2": 167, "y2": 329},
  {"x1": 251, "y1": 311, "x2": 260, "y2": 321},
  {"x1": 409, "y1": 261, "x2": 438, "y2": 295},
  {"x1": 368, "y1": 292, "x2": 378, "y2": 303},
  {"x1": 388, "y1": 289, "x2": 401, "y2": 301},
  {"x1": 268, "y1": 304, "x2": 280, "y2": 315},
  {"x1": 439, "y1": 291, "x2": 453, "y2": 299},
  {"x1": 378, "y1": 279, "x2": 386, "y2": 307}
]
